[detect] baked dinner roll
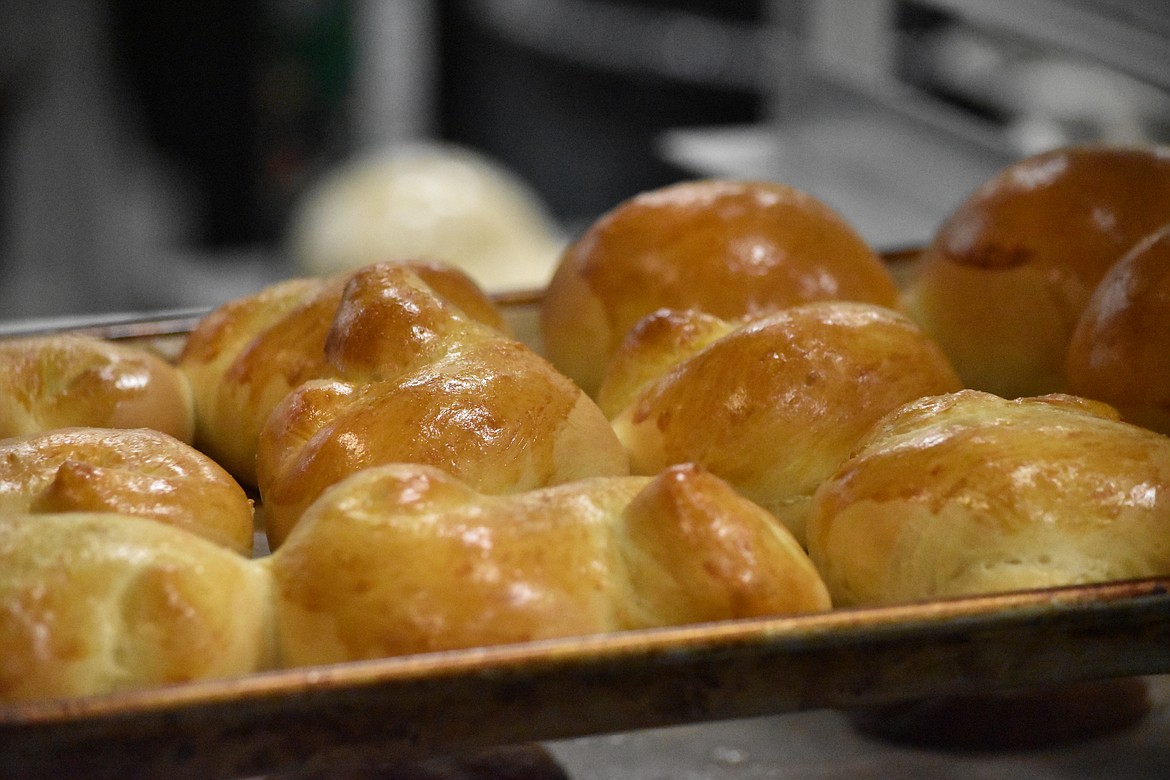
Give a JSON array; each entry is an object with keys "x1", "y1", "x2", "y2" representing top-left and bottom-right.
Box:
[
  {"x1": 601, "y1": 302, "x2": 962, "y2": 545},
  {"x1": 540, "y1": 179, "x2": 900, "y2": 395},
  {"x1": 178, "y1": 259, "x2": 508, "y2": 486},
  {"x1": 902, "y1": 144, "x2": 1170, "y2": 399},
  {"x1": 289, "y1": 142, "x2": 564, "y2": 293},
  {"x1": 806, "y1": 390, "x2": 1170, "y2": 607},
  {"x1": 268, "y1": 462, "x2": 830, "y2": 665},
  {"x1": 0, "y1": 427, "x2": 255, "y2": 554},
  {"x1": 0, "y1": 334, "x2": 195, "y2": 442},
  {"x1": 256, "y1": 263, "x2": 628, "y2": 548},
  {"x1": 596, "y1": 308, "x2": 738, "y2": 419},
  {"x1": 0, "y1": 512, "x2": 275, "y2": 702},
  {"x1": 1066, "y1": 224, "x2": 1170, "y2": 436}
]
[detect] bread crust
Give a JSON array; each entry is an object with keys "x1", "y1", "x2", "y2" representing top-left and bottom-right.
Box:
[
  {"x1": 270, "y1": 463, "x2": 829, "y2": 665},
  {"x1": 806, "y1": 390, "x2": 1170, "y2": 606},
  {"x1": 1066, "y1": 224, "x2": 1170, "y2": 435},
  {"x1": 0, "y1": 512, "x2": 274, "y2": 701},
  {"x1": 0, "y1": 426, "x2": 255, "y2": 554},
  {"x1": 0, "y1": 334, "x2": 194, "y2": 442},
  {"x1": 603, "y1": 302, "x2": 962, "y2": 545},
  {"x1": 540, "y1": 179, "x2": 899, "y2": 395},
  {"x1": 178, "y1": 260, "x2": 510, "y2": 486},
  {"x1": 903, "y1": 145, "x2": 1170, "y2": 398},
  {"x1": 255, "y1": 264, "x2": 628, "y2": 547}
]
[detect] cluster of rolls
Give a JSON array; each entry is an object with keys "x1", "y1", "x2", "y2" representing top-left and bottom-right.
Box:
[
  {"x1": 3, "y1": 142, "x2": 1169, "y2": 705},
  {"x1": 0, "y1": 258, "x2": 832, "y2": 702},
  {"x1": 536, "y1": 148, "x2": 1170, "y2": 609}
]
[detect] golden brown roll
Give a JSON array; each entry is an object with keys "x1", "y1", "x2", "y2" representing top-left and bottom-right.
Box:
[
  {"x1": 596, "y1": 308, "x2": 738, "y2": 419},
  {"x1": 0, "y1": 512, "x2": 275, "y2": 702},
  {"x1": 1066, "y1": 224, "x2": 1170, "y2": 435},
  {"x1": 0, "y1": 334, "x2": 195, "y2": 442},
  {"x1": 268, "y1": 462, "x2": 830, "y2": 665},
  {"x1": 540, "y1": 179, "x2": 900, "y2": 395},
  {"x1": 0, "y1": 427, "x2": 255, "y2": 554},
  {"x1": 806, "y1": 390, "x2": 1170, "y2": 607},
  {"x1": 256, "y1": 263, "x2": 629, "y2": 548},
  {"x1": 177, "y1": 259, "x2": 509, "y2": 486},
  {"x1": 601, "y1": 302, "x2": 962, "y2": 545},
  {"x1": 903, "y1": 144, "x2": 1170, "y2": 398}
]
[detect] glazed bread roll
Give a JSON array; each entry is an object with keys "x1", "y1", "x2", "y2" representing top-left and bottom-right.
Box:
[
  {"x1": 540, "y1": 179, "x2": 900, "y2": 395},
  {"x1": 806, "y1": 390, "x2": 1170, "y2": 607},
  {"x1": 596, "y1": 308, "x2": 738, "y2": 419},
  {"x1": 0, "y1": 512, "x2": 275, "y2": 702},
  {"x1": 256, "y1": 263, "x2": 629, "y2": 548},
  {"x1": 268, "y1": 462, "x2": 830, "y2": 665},
  {"x1": 178, "y1": 259, "x2": 508, "y2": 486},
  {"x1": 601, "y1": 302, "x2": 962, "y2": 545},
  {"x1": 0, "y1": 427, "x2": 255, "y2": 554},
  {"x1": 903, "y1": 144, "x2": 1170, "y2": 398},
  {"x1": 1066, "y1": 224, "x2": 1170, "y2": 435},
  {"x1": 0, "y1": 334, "x2": 194, "y2": 442}
]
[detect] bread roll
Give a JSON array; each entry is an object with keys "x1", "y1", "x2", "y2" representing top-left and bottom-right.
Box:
[
  {"x1": 806, "y1": 390, "x2": 1170, "y2": 607},
  {"x1": 288, "y1": 143, "x2": 564, "y2": 293},
  {"x1": 596, "y1": 308, "x2": 737, "y2": 419},
  {"x1": 602, "y1": 302, "x2": 962, "y2": 545},
  {"x1": 1066, "y1": 224, "x2": 1170, "y2": 435},
  {"x1": 0, "y1": 512, "x2": 274, "y2": 702},
  {"x1": 269, "y1": 462, "x2": 829, "y2": 665},
  {"x1": 0, "y1": 334, "x2": 194, "y2": 442},
  {"x1": 178, "y1": 259, "x2": 508, "y2": 486},
  {"x1": 540, "y1": 179, "x2": 900, "y2": 395},
  {"x1": 256, "y1": 263, "x2": 628, "y2": 548},
  {"x1": 0, "y1": 427, "x2": 255, "y2": 554},
  {"x1": 903, "y1": 144, "x2": 1170, "y2": 398}
]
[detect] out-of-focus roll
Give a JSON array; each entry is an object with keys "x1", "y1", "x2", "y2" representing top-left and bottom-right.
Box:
[
  {"x1": 902, "y1": 144, "x2": 1170, "y2": 398},
  {"x1": 177, "y1": 259, "x2": 508, "y2": 486},
  {"x1": 806, "y1": 390, "x2": 1170, "y2": 607},
  {"x1": 601, "y1": 302, "x2": 962, "y2": 545},
  {"x1": 1066, "y1": 224, "x2": 1170, "y2": 436},
  {"x1": 0, "y1": 334, "x2": 195, "y2": 443},
  {"x1": 0, "y1": 427, "x2": 255, "y2": 554},
  {"x1": 288, "y1": 143, "x2": 564, "y2": 294},
  {"x1": 0, "y1": 512, "x2": 274, "y2": 702},
  {"x1": 269, "y1": 462, "x2": 830, "y2": 665},
  {"x1": 255, "y1": 263, "x2": 629, "y2": 548},
  {"x1": 540, "y1": 179, "x2": 900, "y2": 396}
]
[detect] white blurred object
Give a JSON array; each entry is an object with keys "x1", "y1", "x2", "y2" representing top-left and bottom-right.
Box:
[{"x1": 288, "y1": 143, "x2": 566, "y2": 293}]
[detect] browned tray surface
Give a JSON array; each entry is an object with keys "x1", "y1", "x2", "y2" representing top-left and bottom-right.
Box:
[{"x1": 3, "y1": 272, "x2": 1169, "y2": 779}]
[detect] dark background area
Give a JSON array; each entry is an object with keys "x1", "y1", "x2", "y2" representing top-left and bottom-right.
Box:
[{"x1": 103, "y1": 0, "x2": 766, "y2": 249}]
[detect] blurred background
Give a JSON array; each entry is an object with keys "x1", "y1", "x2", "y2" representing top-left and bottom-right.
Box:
[{"x1": 1, "y1": 0, "x2": 1168, "y2": 320}]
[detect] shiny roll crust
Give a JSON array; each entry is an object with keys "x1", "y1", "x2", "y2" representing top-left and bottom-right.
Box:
[
  {"x1": 177, "y1": 259, "x2": 509, "y2": 486},
  {"x1": 0, "y1": 512, "x2": 275, "y2": 702},
  {"x1": 540, "y1": 179, "x2": 900, "y2": 396},
  {"x1": 268, "y1": 463, "x2": 830, "y2": 665},
  {"x1": 255, "y1": 263, "x2": 628, "y2": 548},
  {"x1": 1066, "y1": 224, "x2": 1170, "y2": 436},
  {"x1": 0, "y1": 427, "x2": 255, "y2": 554},
  {"x1": 806, "y1": 391, "x2": 1170, "y2": 607},
  {"x1": 601, "y1": 302, "x2": 962, "y2": 545},
  {"x1": 0, "y1": 334, "x2": 195, "y2": 442},
  {"x1": 903, "y1": 144, "x2": 1170, "y2": 399}
]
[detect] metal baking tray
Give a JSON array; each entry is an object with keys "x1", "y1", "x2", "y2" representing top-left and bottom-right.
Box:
[
  {"x1": 3, "y1": 270, "x2": 1170, "y2": 779},
  {"x1": 4, "y1": 579, "x2": 1170, "y2": 779}
]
